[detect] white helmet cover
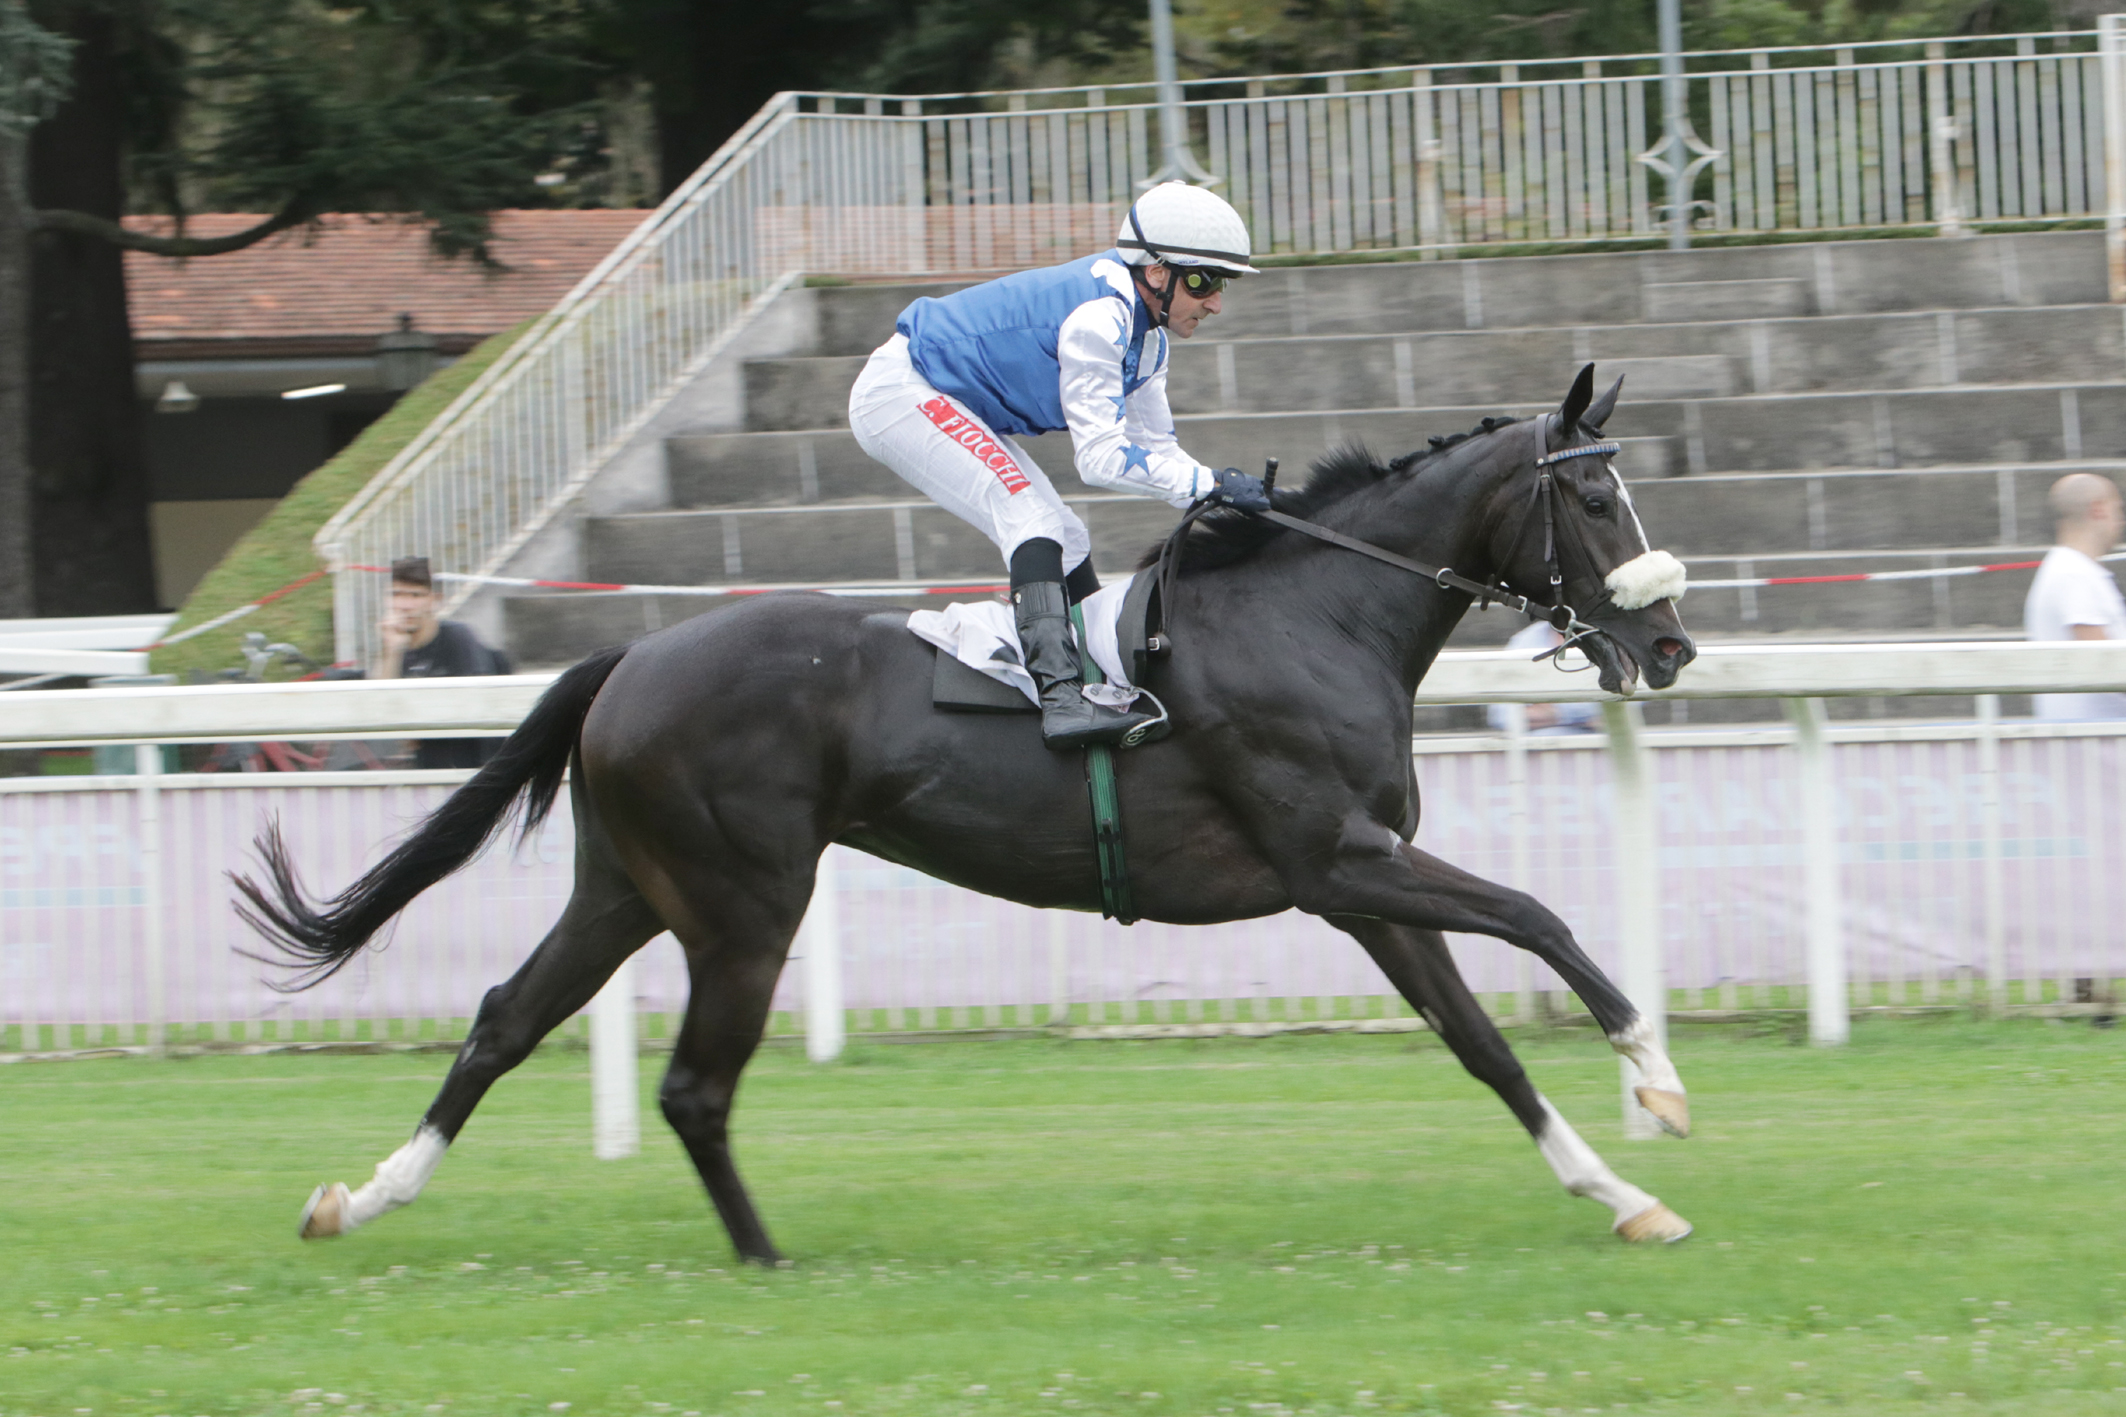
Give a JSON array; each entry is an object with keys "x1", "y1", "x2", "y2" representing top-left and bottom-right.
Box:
[{"x1": 1116, "y1": 181, "x2": 1258, "y2": 274}]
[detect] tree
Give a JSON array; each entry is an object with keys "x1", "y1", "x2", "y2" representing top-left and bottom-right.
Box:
[
  {"x1": 0, "y1": 0, "x2": 70, "y2": 620},
  {"x1": 15, "y1": 0, "x2": 603, "y2": 617}
]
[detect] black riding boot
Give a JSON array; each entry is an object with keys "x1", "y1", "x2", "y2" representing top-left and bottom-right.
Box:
[{"x1": 1011, "y1": 579, "x2": 1163, "y2": 751}]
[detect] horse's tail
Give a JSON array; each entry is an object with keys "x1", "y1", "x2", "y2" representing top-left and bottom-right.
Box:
[{"x1": 232, "y1": 645, "x2": 631, "y2": 989}]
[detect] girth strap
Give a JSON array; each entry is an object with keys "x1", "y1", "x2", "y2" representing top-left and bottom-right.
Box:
[{"x1": 1068, "y1": 601, "x2": 1135, "y2": 924}]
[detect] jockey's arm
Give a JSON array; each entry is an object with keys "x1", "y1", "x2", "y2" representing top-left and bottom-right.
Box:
[{"x1": 1057, "y1": 299, "x2": 1214, "y2": 509}]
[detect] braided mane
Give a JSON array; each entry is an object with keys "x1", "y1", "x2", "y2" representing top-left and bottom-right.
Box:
[{"x1": 1137, "y1": 415, "x2": 1523, "y2": 574}]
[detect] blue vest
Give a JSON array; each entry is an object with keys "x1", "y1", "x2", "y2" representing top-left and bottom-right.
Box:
[{"x1": 895, "y1": 251, "x2": 1157, "y2": 437}]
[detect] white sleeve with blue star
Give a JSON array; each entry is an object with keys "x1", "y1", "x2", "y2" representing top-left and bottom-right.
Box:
[{"x1": 1057, "y1": 296, "x2": 1214, "y2": 508}]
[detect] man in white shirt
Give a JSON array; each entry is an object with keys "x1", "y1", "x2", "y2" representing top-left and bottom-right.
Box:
[{"x1": 2023, "y1": 471, "x2": 2126, "y2": 719}]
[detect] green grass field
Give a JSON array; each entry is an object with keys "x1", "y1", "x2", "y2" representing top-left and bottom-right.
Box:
[{"x1": 4, "y1": 1020, "x2": 2123, "y2": 1416}]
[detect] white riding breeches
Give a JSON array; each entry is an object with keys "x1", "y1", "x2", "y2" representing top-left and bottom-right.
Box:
[{"x1": 848, "y1": 334, "x2": 1093, "y2": 572}]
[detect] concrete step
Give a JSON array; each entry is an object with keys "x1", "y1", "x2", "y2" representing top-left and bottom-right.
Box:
[
  {"x1": 741, "y1": 302, "x2": 2126, "y2": 431},
  {"x1": 1630, "y1": 461, "x2": 2126, "y2": 556},
  {"x1": 801, "y1": 230, "x2": 2102, "y2": 353},
  {"x1": 587, "y1": 455, "x2": 2084, "y2": 601},
  {"x1": 681, "y1": 384, "x2": 2126, "y2": 507},
  {"x1": 586, "y1": 486, "x2": 2059, "y2": 627},
  {"x1": 583, "y1": 495, "x2": 1179, "y2": 589},
  {"x1": 502, "y1": 585, "x2": 1001, "y2": 668},
  {"x1": 1167, "y1": 385, "x2": 2126, "y2": 478}
]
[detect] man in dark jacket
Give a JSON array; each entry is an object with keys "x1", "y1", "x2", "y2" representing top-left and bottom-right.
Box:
[{"x1": 375, "y1": 557, "x2": 514, "y2": 769}]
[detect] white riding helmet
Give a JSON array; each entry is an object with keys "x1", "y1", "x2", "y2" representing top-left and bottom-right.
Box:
[{"x1": 1116, "y1": 182, "x2": 1258, "y2": 275}]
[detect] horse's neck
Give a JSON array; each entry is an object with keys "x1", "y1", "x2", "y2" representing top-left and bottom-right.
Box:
[
  {"x1": 1303, "y1": 468, "x2": 1497, "y2": 693},
  {"x1": 1206, "y1": 488, "x2": 1488, "y2": 700}
]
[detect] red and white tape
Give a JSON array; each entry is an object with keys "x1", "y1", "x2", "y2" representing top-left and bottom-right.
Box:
[
  {"x1": 148, "y1": 570, "x2": 330, "y2": 649},
  {"x1": 1691, "y1": 557, "x2": 2064, "y2": 591},
  {"x1": 350, "y1": 566, "x2": 1011, "y2": 599}
]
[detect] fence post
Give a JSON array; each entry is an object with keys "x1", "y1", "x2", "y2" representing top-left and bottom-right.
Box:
[
  {"x1": 2103, "y1": 15, "x2": 2126, "y2": 301},
  {"x1": 802, "y1": 848, "x2": 845, "y2": 1062},
  {"x1": 590, "y1": 956, "x2": 640, "y2": 1159},
  {"x1": 135, "y1": 742, "x2": 166, "y2": 1054},
  {"x1": 1600, "y1": 699, "x2": 1664, "y2": 1137},
  {"x1": 1657, "y1": 0, "x2": 1689, "y2": 250},
  {"x1": 1502, "y1": 706, "x2": 1535, "y2": 1024},
  {"x1": 1977, "y1": 693, "x2": 2008, "y2": 1009},
  {"x1": 1146, "y1": 0, "x2": 1215, "y2": 185},
  {"x1": 1784, "y1": 697, "x2": 1848, "y2": 1044},
  {"x1": 1926, "y1": 42, "x2": 1966, "y2": 237},
  {"x1": 1413, "y1": 67, "x2": 1446, "y2": 258}
]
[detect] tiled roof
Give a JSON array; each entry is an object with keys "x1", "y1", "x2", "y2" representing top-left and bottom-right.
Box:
[{"x1": 125, "y1": 209, "x2": 645, "y2": 356}]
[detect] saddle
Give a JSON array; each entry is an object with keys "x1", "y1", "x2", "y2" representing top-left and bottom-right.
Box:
[{"x1": 928, "y1": 569, "x2": 1172, "y2": 715}]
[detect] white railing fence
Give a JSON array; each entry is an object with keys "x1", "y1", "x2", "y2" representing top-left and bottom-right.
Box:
[
  {"x1": 9, "y1": 643, "x2": 2126, "y2": 1043},
  {"x1": 11, "y1": 642, "x2": 2126, "y2": 1144},
  {"x1": 311, "y1": 28, "x2": 2126, "y2": 682}
]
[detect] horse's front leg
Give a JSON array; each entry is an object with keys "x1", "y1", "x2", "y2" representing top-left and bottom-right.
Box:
[
  {"x1": 1285, "y1": 817, "x2": 1689, "y2": 1139},
  {"x1": 1333, "y1": 918, "x2": 1690, "y2": 1243}
]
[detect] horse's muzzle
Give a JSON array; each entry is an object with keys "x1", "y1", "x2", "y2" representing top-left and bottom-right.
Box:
[{"x1": 1643, "y1": 633, "x2": 1695, "y2": 691}]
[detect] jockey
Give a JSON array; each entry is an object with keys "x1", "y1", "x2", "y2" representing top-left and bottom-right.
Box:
[{"x1": 848, "y1": 181, "x2": 1270, "y2": 750}]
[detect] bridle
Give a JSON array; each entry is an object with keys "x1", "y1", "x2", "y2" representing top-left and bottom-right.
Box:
[
  {"x1": 1148, "y1": 428, "x2": 1633, "y2": 671},
  {"x1": 1219, "y1": 434, "x2": 1623, "y2": 664}
]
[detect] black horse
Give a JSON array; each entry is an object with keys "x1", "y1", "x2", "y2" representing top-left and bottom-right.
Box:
[{"x1": 240, "y1": 365, "x2": 1700, "y2": 1261}]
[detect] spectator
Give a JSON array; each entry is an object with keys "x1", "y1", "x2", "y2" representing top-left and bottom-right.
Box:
[
  {"x1": 377, "y1": 556, "x2": 515, "y2": 768},
  {"x1": 2024, "y1": 471, "x2": 2126, "y2": 720},
  {"x1": 1487, "y1": 618, "x2": 1601, "y2": 735}
]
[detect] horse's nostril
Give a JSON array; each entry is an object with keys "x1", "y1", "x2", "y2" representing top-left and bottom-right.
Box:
[{"x1": 1654, "y1": 637, "x2": 1686, "y2": 659}]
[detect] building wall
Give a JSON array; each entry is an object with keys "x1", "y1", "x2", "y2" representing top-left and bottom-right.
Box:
[{"x1": 140, "y1": 392, "x2": 390, "y2": 607}]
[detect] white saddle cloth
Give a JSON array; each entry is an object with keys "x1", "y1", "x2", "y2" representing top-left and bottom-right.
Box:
[{"x1": 907, "y1": 574, "x2": 1141, "y2": 709}]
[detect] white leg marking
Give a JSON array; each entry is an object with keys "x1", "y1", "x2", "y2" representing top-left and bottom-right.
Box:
[
  {"x1": 1609, "y1": 1017, "x2": 1690, "y2": 1137},
  {"x1": 1608, "y1": 1017, "x2": 1683, "y2": 1093},
  {"x1": 1535, "y1": 1096, "x2": 1657, "y2": 1221},
  {"x1": 1535, "y1": 1097, "x2": 1692, "y2": 1242},
  {"x1": 335, "y1": 1125, "x2": 449, "y2": 1233}
]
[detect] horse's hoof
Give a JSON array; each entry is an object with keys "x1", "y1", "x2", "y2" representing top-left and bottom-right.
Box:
[
  {"x1": 1615, "y1": 1202, "x2": 1692, "y2": 1244},
  {"x1": 298, "y1": 1182, "x2": 351, "y2": 1240},
  {"x1": 1634, "y1": 1086, "x2": 1690, "y2": 1139}
]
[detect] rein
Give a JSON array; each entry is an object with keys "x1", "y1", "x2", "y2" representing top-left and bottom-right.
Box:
[
  {"x1": 1247, "y1": 438, "x2": 1620, "y2": 649},
  {"x1": 1144, "y1": 437, "x2": 1624, "y2": 672}
]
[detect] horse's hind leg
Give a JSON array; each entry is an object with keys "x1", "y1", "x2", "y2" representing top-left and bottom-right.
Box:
[
  {"x1": 298, "y1": 844, "x2": 662, "y2": 1240},
  {"x1": 657, "y1": 894, "x2": 803, "y2": 1267},
  {"x1": 1336, "y1": 919, "x2": 1691, "y2": 1244}
]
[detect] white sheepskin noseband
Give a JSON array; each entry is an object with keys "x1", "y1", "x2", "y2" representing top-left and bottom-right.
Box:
[{"x1": 1605, "y1": 550, "x2": 1687, "y2": 610}]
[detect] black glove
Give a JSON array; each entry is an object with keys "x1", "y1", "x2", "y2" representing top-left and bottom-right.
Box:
[{"x1": 1210, "y1": 466, "x2": 1271, "y2": 512}]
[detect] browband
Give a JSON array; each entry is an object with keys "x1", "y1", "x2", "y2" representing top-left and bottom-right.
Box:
[{"x1": 1533, "y1": 441, "x2": 1621, "y2": 467}]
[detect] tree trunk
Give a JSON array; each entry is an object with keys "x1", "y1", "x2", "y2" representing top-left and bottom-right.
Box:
[
  {"x1": 26, "y1": 0, "x2": 154, "y2": 616},
  {"x1": 0, "y1": 124, "x2": 29, "y2": 618},
  {"x1": 631, "y1": 4, "x2": 820, "y2": 195}
]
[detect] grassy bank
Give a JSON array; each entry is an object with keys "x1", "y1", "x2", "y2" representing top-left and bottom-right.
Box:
[
  {"x1": 149, "y1": 322, "x2": 532, "y2": 682},
  {"x1": 4, "y1": 1019, "x2": 2124, "y2": 1415}
]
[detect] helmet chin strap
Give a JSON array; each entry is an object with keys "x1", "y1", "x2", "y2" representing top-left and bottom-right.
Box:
[
  {"x1": 1135, "y1": 268, "x2": 1180, "y2": 327},
  {"x1": 1127, "y1": 205, "x2": 1181, "y2": 328}
]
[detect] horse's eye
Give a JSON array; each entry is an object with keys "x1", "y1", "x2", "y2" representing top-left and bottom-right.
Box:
[{"x1": 1583, "y1": 496, "x2": 1612, "y2": 517}]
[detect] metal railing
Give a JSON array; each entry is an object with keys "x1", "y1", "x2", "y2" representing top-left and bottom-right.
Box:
[
  {"x1": 313, "y1": 29, "x2": 2126, "y2": 672},
  {"x1": 312, "y1": 95, "x2": 817, "y2": 670}
]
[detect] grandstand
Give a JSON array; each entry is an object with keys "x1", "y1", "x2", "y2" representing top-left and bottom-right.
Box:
[
  {"x1": 308, "y1": 36, "x2": 2126, "y2": 725},
  {"x1": 488, "y1": 229, "x2": 2117, "y2": 725}
]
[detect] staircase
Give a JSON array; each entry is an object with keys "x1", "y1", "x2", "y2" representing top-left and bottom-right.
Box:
[{"x1": 488, "y1": 229, "x2": 2121, "y2": 721}]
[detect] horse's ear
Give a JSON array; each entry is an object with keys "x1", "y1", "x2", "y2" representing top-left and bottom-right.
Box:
[
  {"x1": 1558, "y1": 362, "x2": 1596, "y2": 431},
  {"x1": 1584, "y1": 373, "x2": 1625, "y2": 432}
]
